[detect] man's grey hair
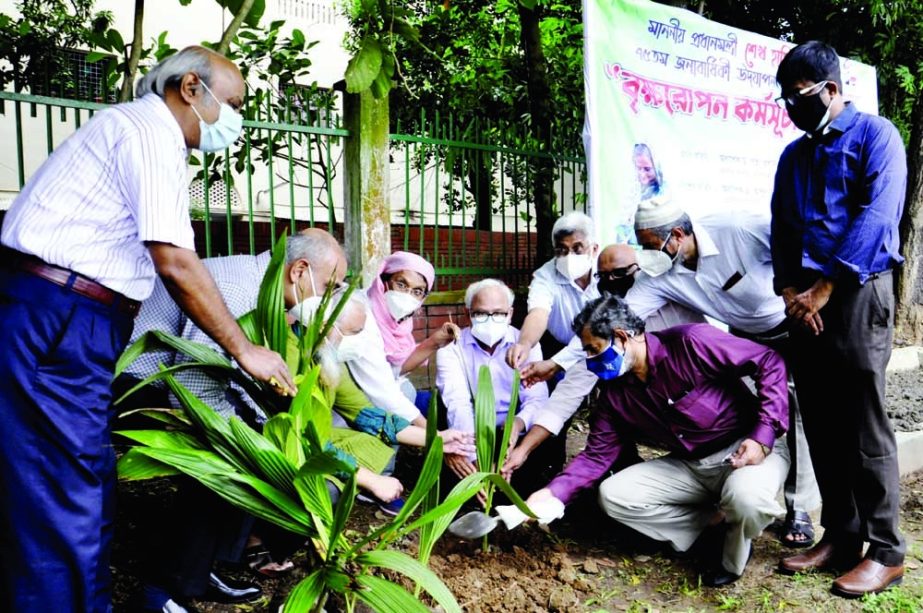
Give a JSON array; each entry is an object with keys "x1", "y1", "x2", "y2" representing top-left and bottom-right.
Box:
[
  {"x1": 286, "y1": 232, "x2": 338, "y2": 266},
  {"x1": 572, "y1": 295, "x2": 645, "y2": 338},
  {"x1": 135, "y1": 46, "x2": 218, "y2": 99},
  {"x1": 552, "y1": 211, "x2": 596, "y2": 245},
  {"x1": 464, "y1": 278, "x2": 514, "y2": 310},
  {"x1": 641, "y1": 213, "x2": 694, "y2": 242}
]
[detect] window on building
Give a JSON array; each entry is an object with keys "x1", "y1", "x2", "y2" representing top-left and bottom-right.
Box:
[{"x1": 30, "y1": 48, "x2": 116, "y2": 103}]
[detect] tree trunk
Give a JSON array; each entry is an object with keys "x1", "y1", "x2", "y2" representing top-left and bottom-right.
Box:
[
  {"x1": 518, "y1": 2, "x2": 555, "y2": 265},
  {"x1": 118, "y1": 0, "x2": 145, "y2": 103},
  {"x1": 216, "y1": 0, "x2": 257, "y2": 56},
  {"x1": 895, "y1": 93, "x2": 923, "y2": 345},
  {"x1": 468, "y1": 149, "x2": 493, "y2": 231}
]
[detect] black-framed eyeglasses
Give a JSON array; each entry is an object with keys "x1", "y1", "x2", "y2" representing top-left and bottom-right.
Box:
[
  {"x1": 660, "y1": 236, "x2": 674, "y2": 256},
  {"x1": 595, "y1": 264, "x2": 639, "y2": 281},
  {"x1": 470, "y1": 311, "x2": 510, "y2": 323},
  {"x1": 390, "y1": 279, "x2": 427, "y2": 299},
  {"x1": 553, "y1": 242, "x2": 589, "y2": 258},
  {"x1": 774, "y1": 80, "x2": 828, "y2": 109}
]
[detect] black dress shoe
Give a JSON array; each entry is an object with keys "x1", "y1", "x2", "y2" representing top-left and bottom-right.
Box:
[
  {"x1": 204, "y1": 572, "x2": 262, "y2": 604},
  {"x1": 702, "y1": 566, "x2": 742, "y2": 587},
  {"x1": 701, "y1": 544, "x2": 751, "y2": 587}
]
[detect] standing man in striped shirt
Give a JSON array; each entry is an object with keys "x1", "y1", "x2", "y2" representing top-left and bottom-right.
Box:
[{"x1": 0, "y1": 46, "x2": 295, "y2": 612}]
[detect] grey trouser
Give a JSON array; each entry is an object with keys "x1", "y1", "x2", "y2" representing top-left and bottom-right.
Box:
[
  {"x1": 599, "y1": 438, "x2": 789, "y2": 575},
  {"x1": 788, "y1": 271, "x2": 905, "y2": 566},
  {"x1": 731, "y1": 326, "x2": 821, "y2": 514}
]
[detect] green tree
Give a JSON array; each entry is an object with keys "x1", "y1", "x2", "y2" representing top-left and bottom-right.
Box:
[
  {"x1": 0, "y1": 0, "x2": 111, "y2": 96},
  {"x1": 389, "y1": 0, "x2": 583, "y2": 256},
  {"x1": 87, "y1": 0, "x2": 266, "y2": 102}
]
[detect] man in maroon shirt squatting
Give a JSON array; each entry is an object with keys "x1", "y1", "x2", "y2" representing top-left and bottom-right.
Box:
[{"x1": 526, "y1": 295, "x2": 790, "y2": 586}]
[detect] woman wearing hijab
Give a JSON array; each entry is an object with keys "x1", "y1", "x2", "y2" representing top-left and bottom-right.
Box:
[{"x1": 366, "y1": 251, "x2": 460, "y2": 378}]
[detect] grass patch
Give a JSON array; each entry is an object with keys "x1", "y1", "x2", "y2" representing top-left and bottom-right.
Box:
[{"x1": 861, "y1": 586, "x2": 923, "y2": 613}]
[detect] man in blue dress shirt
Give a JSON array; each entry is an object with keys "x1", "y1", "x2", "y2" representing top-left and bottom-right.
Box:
[{"x1": 770, "y1": 41, "x2": 906, "y2": 597}]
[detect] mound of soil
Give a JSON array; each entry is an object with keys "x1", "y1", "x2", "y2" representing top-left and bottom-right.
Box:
[{"x1": 887, "y1": 366, "x2": 923, "y2": 431}]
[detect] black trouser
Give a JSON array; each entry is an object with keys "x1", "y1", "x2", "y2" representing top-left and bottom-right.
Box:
[
  {"x1": 145, "y1": 479, "x2": 252, "y2": 597},
  {"x1": 786, "y1": 271, "x2": 904, "y2": 566}
]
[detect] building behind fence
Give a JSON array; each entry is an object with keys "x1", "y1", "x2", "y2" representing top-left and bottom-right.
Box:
[{"x1": 0, "y1": 90, "x2": 587, "y2": 385}]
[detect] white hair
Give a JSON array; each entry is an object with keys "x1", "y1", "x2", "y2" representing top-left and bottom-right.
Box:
[
  {"x1": 312, "y1": 292, "x2": 368, "y2": 388},
  {"x1": 135, "y1": 46, "x2": 219, "y2": 99},
  {"x1": 552, "y1": 211, "x2": 596, "y2": 245},
  {"x1": 315, "y1": 344, "x2": 341, "y2": 388},
  {"x1": 464, "y1": 278, "x2": 514, "y2": 310},
  {"x1": 286, "y1": 232, "x2": 340, "y2": 266}
]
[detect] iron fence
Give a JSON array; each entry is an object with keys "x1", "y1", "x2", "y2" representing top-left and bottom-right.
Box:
[{"x1": 0, "y1": 91, "x2": 587, "y2": 290}]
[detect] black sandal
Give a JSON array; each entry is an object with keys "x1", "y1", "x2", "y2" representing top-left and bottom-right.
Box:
[
  {"x1": 780, "y1": 510, "x2": 815, "y2": 549},
  {"x1": 244, "y1": 546, "x2": 294, "y2": 577}
]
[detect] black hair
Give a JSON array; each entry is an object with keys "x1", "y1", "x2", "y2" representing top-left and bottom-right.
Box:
[
  {"x1": 776, "y1": 40, "x2": 842, "y2": 92},
  {"x1": 571, "y1": 295, "x2": 645, "y2": 338}
]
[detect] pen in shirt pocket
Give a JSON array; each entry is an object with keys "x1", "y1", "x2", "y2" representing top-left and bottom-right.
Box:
[{"x1": 721, "y1": 271, "x2": 744, "y2": 291}]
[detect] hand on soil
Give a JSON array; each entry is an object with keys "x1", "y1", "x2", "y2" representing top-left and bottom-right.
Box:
[{"x1": 368, "y1": 475, "x2": 403, "y2": 502}]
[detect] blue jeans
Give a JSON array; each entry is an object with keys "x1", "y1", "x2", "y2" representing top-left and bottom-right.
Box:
[{"x1": 0, "y1": 269, "x2": 133, "y2": 612}]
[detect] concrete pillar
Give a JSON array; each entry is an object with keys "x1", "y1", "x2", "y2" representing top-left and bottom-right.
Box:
[{"x1": 343, "y1": 89, "x2": 390, "y2": 286}]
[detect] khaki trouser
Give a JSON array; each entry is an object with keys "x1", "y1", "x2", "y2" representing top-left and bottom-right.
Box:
[{"x1": 598, "y1": 438, "x2": 789, "y2": 576}]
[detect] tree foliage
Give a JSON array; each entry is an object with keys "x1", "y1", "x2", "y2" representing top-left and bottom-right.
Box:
[
  {"x1": 0, "y1": 0, "x2": 111, "y2": 96},
  {"x1": 391, "y1": 0, "x2": 583, "y2": 151},
  {"x1": 385, "y1": 0, "x2": 584, "y2": 250}
]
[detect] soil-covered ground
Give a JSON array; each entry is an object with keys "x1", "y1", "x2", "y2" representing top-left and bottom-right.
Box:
[
  {"x1": 887, "y1": 366, "x2": 923, "y2": 432},
  {"x1": 112, "y1": 367, "x2": 923, "y2": 612}
]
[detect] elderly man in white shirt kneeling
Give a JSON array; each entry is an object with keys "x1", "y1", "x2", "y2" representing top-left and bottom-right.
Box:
[{"x1": 436, "y1": 279, "x2": 558, "y2": 497}]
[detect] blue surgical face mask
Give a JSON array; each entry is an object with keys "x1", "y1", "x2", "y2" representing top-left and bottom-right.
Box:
[
  {"x1": 585, "y1": 340, "x2": 630, "y2": 380},
  {"x1": 191, "y1": 81, "x2": 243, "y2": 152}
]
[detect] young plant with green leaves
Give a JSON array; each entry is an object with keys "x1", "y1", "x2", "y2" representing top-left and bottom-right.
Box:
[
  {"x1": 472, "y1": 363, "x2": 526, "y2": 549},
  {"x1": 113, "y1": 233, "x2": 519, "y2": 611}
]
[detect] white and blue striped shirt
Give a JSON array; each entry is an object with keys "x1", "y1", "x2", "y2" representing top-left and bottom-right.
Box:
[
  {"x1": 125, "y1": 251, "x2": 272, "y2": 422},
  {"x1": 1, "y1": 94, "x2": 194, "y2": 300}
]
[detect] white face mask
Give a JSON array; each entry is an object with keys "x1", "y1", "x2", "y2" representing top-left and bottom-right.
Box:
[
  {"x1": 288, "y1": 263, "x2": 324, "y2": 324},
  {"x1": 190, "y1": 81, "x2": 243, "y2": 152},
  {"x1": 335, "y1": 326, "x2": 367, "y2": 363},
  {"x1": 288, "y1": 296, "x2": 323, "y2": 325},
  {"x1": 470, "y1": 319, "x2": 509, "y2": 347},
  {"x1": 556, "y1": 252, "x2": 593, "y2": 281},
  {"x1": 635, "y1": 250, "x2": 676, "y2": 278},
  {"x1": 384, "y1": 290, "x2": 421, "y2": 321}
]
